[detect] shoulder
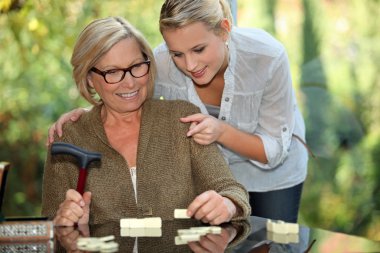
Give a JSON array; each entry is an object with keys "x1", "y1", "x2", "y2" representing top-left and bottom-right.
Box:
[
  {"x1": 144, "y1": 99, "x2": 200, "y2": 116},
  {"x1": 154, "y1": 42, "x2": 167, "y2": 53},
  {"x1": 153, "y1": 42, "x2": 169, "y2": 61},
  {"x1": 231, "y1": 27, "x2": 285, "y2": 58},
  {"x1": 153, "y1": 42, "x2": 185, "y2": 84}
]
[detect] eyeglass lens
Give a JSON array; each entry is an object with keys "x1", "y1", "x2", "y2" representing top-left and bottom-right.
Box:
[{"x1": 105, "y1": 62, "x2": 149, "y2": 83}]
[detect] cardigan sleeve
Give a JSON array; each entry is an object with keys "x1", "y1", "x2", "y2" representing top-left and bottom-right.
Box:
[
  {"x1": 190, "y1": 139, "x2": 251, "y2": 220},
  {"x1": 41, "y1": 110, "x2": 98, "y2": 220},
  {"x1": 176, "y1": 101, "x2": 251, "y2": 220},
  {"x1": 41, "y1": 134, "x2": 80, "y2": 220}
]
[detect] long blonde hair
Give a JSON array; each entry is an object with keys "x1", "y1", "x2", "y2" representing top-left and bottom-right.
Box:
[{"x1": 71, "y1": 17, "x2": 157, "y2": 105}]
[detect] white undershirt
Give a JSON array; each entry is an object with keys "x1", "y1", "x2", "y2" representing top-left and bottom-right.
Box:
[
  {"x1": 129, "y1": 166, "x2": 137, "y2": 202},
  {"x1": 129, "y1": 166, "x2": 138, "y2": 253}
]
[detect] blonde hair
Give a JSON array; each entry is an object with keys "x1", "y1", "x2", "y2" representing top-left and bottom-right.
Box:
[
  {"x1": 71, "y1": 17, "x2": 157, "y2": 105},
  {"x1": 159, "y1": 0, "x2": 232, "y2": 34}
]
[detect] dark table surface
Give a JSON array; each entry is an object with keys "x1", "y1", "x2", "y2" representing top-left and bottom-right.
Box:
[{"x1": 1, "y1": 216, "x2": 379, "y2": 252}]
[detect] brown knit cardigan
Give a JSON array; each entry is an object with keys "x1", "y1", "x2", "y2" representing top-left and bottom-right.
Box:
[{"x1": 42, "y1": 99, "x2": 250, "y2": 224}]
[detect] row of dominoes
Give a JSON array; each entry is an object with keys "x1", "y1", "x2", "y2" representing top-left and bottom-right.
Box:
[
  {"x1": 120, "y1": 217, "x2": 162, "y2": 228},
  {"x1": 120, "y1": 209, "x2": 190, "y2": 228}
]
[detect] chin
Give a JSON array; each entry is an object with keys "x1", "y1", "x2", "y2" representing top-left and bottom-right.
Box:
[{"x1": 192, "y1": 76, "x2": 214, "y2": 87}]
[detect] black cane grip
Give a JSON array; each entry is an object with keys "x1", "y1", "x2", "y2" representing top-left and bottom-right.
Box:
[{"x1": 51, "y1": 142, "x2": 101, "y2": 168}]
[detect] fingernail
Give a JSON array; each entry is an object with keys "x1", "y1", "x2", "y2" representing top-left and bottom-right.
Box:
[{"x1": 80, "y1": 200, "x2": 85, "y2": 207}]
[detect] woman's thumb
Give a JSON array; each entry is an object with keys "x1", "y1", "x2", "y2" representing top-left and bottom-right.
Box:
[
  {"x1": 78, "y1": 192, "x2": 91, "y2": 225},
  {"x1": 83, "y1": 191, "x2": 92, "y2": 206}
]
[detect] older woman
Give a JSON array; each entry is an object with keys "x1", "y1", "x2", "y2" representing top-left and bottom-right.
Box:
[{"x1": 41, "y1": 16, "x2": 250, "y2": 226}]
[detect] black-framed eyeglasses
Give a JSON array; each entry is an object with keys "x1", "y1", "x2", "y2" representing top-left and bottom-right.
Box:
[{"x1": 90, "y1": 60, "x2": 150, "y2": 84}]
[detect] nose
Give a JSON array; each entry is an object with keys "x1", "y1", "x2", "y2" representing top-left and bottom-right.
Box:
[
  {"x1": 119, "y1": 72, "x2": 135, "y2": 88},
  {"x1": 185, "y1": 54, "x2": 197, "y2": 72}
]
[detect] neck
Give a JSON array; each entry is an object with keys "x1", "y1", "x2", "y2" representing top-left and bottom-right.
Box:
[{"x1": 101, "y1": 105, "x2": 142, "y2": 127}]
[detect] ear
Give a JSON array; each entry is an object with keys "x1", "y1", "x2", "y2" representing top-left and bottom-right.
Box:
[
  {"x1": 87, "y1": 73, "x2": 94, "y2": 88},
  {"x1": 220, "y1": 18, "x2": 231, "y2": 33},
  {"x1": 219, "y1": 18, "x2": 231, "y2": 42}
]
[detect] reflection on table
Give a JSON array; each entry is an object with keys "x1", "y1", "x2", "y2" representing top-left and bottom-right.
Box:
[
  {"x1": 232, "y1": 216, "x2": 380, "y2": 253},
  {"x1": 1, "y1": 216, "x2": 379, "y2": 252},
  {"x1": 54, "y1": 219, "x2": 250, "y2": 253}
]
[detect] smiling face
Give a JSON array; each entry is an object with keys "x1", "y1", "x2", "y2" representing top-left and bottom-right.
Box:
[
  {"x1": 87, "y1": 38, "x2": 149, "y2": 115},
  {"x1": 162, "y1": 21, "x2": 229, "y2": 86}
]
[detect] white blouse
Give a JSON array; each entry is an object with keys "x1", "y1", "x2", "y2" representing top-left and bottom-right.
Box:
[{"x1": 153, "y1": 27, "x2": 308, "y2": 192}]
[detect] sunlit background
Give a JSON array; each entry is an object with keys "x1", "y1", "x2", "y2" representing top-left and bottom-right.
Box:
[{"x1": 0, "y1": 0, "x2": 379, "y2": 241}]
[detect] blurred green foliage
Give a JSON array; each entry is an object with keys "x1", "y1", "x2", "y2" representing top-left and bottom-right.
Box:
[
  {"x1": 241, "y1": 0, "x2": 380, "y2": 240},
  {"x1": 0, "y1": 0, "x2": 379, "y2": 240}
]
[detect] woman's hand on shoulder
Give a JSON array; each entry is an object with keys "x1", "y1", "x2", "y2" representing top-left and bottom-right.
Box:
[
  {"x1": 46, "y1": 108, "x2": 88, "y2": 146},
  {"x1": 53, "y1": 189, "x2": 92, "y2": 226},
  {"x1": 187, "y1": 190, "x2": 236, "y2": 225},
  {"x1": 180, "y1": 113, "x2": 225, "y2": 145}
]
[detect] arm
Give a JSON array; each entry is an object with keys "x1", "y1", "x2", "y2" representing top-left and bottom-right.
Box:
[
  {"x1": 181, "y1": 50, "x2": 295, "y2": 168},
  {"x1": 42, "y1": 138, "x2": 91, "y2": 225},
  {"x1": 184, "y1": 113, "x2": 251, "y2": 224},
  {"x1": 181, "y1": 114, "x2": 268, "y2": 163},
  {"x1": 252, "y1": 50, "x2": 295, "y2": 168}
]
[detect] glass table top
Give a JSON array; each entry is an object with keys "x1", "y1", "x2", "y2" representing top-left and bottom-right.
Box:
[{"x1": 1, "y1": 215, "x2": 379, "y2": 252}]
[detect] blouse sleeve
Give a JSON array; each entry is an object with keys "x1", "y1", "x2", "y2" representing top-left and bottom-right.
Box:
[{"x1": 251, "y1": 49, "x2": 296, "y2": 169}]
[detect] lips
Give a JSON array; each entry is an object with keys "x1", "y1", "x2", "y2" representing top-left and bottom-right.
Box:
[
  {"x1": 116, "y1": 90, "x2": 138, "y2": 99},
  {"x1": 190, "y1": 66, "x2": 206, "y2": 79}
]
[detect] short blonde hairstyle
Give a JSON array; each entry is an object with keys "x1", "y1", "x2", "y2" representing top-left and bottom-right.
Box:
[
  {"x1": 159, "y1": 0, "x2": 232, "y2": 34},
  {"x1": 71, "y1": 17, "x2": 157, "y2": 105}
]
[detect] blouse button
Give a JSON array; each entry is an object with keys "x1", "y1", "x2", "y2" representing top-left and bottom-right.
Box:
[
  {"x1": 225, "y1": 97, "x2": 230, "y2": 102},
  {"x1": 282, "y1": 127, "x2": 287, "y2": 132},
  {"x1": 221, "y1": 116, "x2": 226, "y2": 120}
]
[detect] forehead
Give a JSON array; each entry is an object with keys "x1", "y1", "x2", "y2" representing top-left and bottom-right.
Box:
[
  {"x1": 98, "y1": 37, "x2": 143, "y2": 66},
  {"x1": 162, "y1": 22, "x2": 220, "y2": 51}
]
